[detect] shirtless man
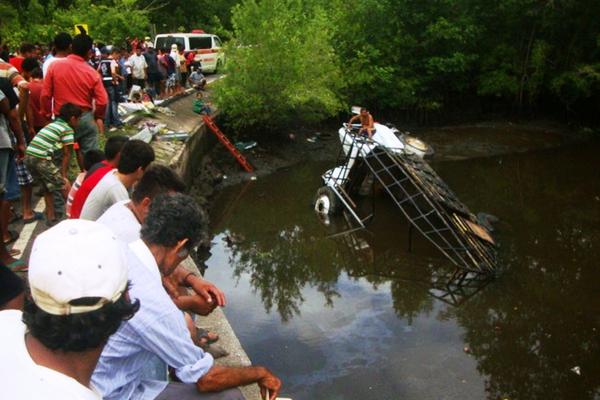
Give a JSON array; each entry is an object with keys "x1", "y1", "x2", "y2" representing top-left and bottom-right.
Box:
[{"x1": 348, "y1": 107, "x2": 375, "y2": 139}]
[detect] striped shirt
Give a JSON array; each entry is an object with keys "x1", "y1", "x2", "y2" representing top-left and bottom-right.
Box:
[
  {"x1": 25, "y1": 118, "x2": 74, "y2": 160},
  {"x1": 0, "y1": 59, "x2": 24, "y2": 87}
]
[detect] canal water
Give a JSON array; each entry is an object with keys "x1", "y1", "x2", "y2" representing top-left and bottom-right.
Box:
[{"x1": 204, "y1": 128, "x2": 600, "y2": 400}]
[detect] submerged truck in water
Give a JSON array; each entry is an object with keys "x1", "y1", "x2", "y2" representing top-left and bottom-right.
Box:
[{"x1": 314, "y1": 117, "x2": 497, "y2": 274}]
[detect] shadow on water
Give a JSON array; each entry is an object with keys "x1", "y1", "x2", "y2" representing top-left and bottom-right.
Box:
[{"x1": 204, "y1": 133, "x2": 600, "y2": 400}]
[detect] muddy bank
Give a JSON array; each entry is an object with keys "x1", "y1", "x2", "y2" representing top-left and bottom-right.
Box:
[{"x1": 192, "y1": 119, "x2": 593, "y2": 194}]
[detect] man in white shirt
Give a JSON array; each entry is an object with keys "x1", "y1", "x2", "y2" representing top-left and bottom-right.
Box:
[
  {"x1": 93, "y1": 193, "x2": 282, "y2": 400},
  {"x1": 98, "y1": 164, "x2": 223, "y2": 326},
  {"x1": 43, "y1": 32, "x2": 72, "y2": 77},
  {"x1": 80, "y1": 139, "x2": 154, "y2": 221},
  {"x1": 0, "y1": 219, "x2": 139, "y2": 400},
  {"x1": 128, "y1": 45, "x2": 148, "y2": 89}
]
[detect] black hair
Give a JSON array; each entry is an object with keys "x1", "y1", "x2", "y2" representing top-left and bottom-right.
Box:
[
  {"x1": 141, "y1": 193, "x2": 203, "y2": 249},
  {"x1": 53, "y1": 32, "x2": 72, "y2": 52},
  {"x1": 104, "y1": 135, "x2": 129, "y2": 161},
  {"x1": 0, "y1": 263, "x2": 24, "y2": 308},
  {"x1": 21, "y1": 57, "x2": 39, "y2": 73},
  {"x1": 57, "y1": 103, "x2": 82, "y2": 121},
  {"x1": 19, "y1": 43, "x2": 35, "y2": 55},
  {"x1": 30, "y1": 67, "x2": 43, "y2": 79},
  {"x1": 83, "y1": 149, "x2": 106, "y2": 171},
  {"x1": 22, "y1": 290, "x2": 139, "y2": 352},
  {"x1": 72, "y1": 34, "x2": 93, "y2": 58},
  {"x1": 360, "y1": 107, "x2": 367, "y2": 112},
  {"x1": 117, "y1": 140, "x2": 155, "y2": 174},
  {"x1": 131, "y1": 164, "x2": 186, "y2": 203}
]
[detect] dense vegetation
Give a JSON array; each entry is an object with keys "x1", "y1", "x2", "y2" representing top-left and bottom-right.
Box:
[{"x1": 2, "y1": 0, "x2": 600, "y2": 128}]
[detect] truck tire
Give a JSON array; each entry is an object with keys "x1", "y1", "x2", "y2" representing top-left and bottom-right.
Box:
[{"x1": 314, "y1": 186, "x2": 340, "y2": 215}]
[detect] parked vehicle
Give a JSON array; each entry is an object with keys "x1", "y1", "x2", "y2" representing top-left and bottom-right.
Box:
[{"x1": 154, "y1": 30, "x2": 225, "y2": 73}]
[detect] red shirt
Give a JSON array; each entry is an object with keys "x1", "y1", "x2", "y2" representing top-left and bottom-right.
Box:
[
  {"x1": 9, "y1": 56, "x2": 24, "y2": 73},
  {"x1": 41, "y1": 54, "x2": 108, "y2": 120},
  {"x1": 27, "y1": 79, "x2": 51, "y2": 130},
  {"x1": 69, "y1": 163, "x2": 113, "y2": 219}
]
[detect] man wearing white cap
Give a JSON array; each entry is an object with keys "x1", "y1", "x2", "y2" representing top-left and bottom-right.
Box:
[{"x1": 0, "y1": 220, "x2": 139, "y2": 399}]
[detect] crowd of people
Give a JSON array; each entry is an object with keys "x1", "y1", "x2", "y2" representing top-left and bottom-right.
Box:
[{"x1": 0, "y1": 32, "x2": 280, "y2": 400}]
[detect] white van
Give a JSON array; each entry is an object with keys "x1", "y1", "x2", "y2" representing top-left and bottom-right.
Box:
[{"x1": 154, "y1": 31, "x2": 225, "y2": 73}]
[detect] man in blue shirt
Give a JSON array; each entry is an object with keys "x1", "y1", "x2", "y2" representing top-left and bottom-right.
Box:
[{"x1": 92, "y1": 193, "x2": 282, "y2": 400}]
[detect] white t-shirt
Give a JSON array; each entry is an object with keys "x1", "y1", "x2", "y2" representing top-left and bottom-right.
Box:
[
  {"x1": 97, "y1": 200, "x2": 141, "y2": 244},
  {"x1": 80, "y1": 171, "x2": 129, "y2": 221},
  {"x1": 128, "y1": 54, "x2": 147, "y2": 79},
  {"x1": 0, "y1": 310, "x2": 102, "y2": 400}
]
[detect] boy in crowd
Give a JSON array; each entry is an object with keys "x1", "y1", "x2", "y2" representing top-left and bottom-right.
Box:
[
  {"x1": 68, "y1": 135, "x2": 129, "y2": 219},
  {"x1": 79, "y1": 139, "x2": 154, "y2": 221},
  {"x1": 66, "y1": 149, "x2": 106, "y2": 218},
  {"x1": 24, "y1": 103, "x2": 81, "y2": 224}
]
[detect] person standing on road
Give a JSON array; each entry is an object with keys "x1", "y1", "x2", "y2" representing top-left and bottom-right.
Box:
[
  {"x1": 41, "y1": 34, "x2": 107, "y2": 162},
  {"x1": 98, "y1": 47, "x2": 123, "y2": 129},
  {"x1": 128, "y1": 45, "x2": 148, "y2": 90},
  {"x1": 42, "y1": 32, "x2": 71, "y2": 77}
]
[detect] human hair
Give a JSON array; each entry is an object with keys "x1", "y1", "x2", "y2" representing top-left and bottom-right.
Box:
[
  {"x1": 30, "y1": 67, "x2": 43, "y2": 79},
  {"x1": 19, "y1": 43, "x2": 35, "y2": 55},
  {"x1": 72, "y1": 34, "x2": 93, "y2": 58},
  {"x1": 22, "y1": 290, "x2": 139, "y2": 352},
  {"x1": 141, "y1": 193, "x2": 203, "y2": 249},
  {"x1": 83, "y1": 149, "x2": 106, "y2": 171},
  {"x1": 104, "y1": 135, "x2": 129, "y2": 161},
  {"x1": 360, "y1": 107, "x2": 367, "y2": 113},
  {"x1": 53, "y1": 32, "x2": 72, "y2": 52},
  {"x1": 117, "y1": 140, "x2": 155, "y2": 174},
  {"x1": 21, "y1": 57, "x2": 39, "y2": 73},
  {"x1": 58, "y1": 103, "x2": 82, "y2": 121},
  {"x1": 131, "y1": 164, "x2": 186, "y2": 204}
]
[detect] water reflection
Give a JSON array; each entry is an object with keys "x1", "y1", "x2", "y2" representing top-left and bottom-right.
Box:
[{"x1": 206, "y1": 140, "x2": 600, "y2": 399}]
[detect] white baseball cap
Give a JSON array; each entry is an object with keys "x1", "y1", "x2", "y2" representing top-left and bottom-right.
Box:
[{"x1": 28, "y1": 220, "x2": 128, "y2": 316}]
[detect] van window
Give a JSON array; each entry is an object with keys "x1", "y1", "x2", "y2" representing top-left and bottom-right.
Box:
[
  {"x1": 189, "y1": 37, "x2": 212, "y2": 50},
  {"x1": 214, "y1": 37, "x2": 222, "y2": 47},
  {"x1": 155, "y1": 36, "x2": 185, "y2": 51}
]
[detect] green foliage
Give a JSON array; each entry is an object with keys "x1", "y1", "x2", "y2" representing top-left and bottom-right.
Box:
[
  {"x1": 212, "y1": 0, "x2": 344, "y2": 131},
  {"x1": 0, "y1": 0, "x2": 150, "y2": 46}
]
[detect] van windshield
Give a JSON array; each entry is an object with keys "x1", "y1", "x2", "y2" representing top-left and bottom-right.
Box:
[
  {"x1": 189, "y1": 37, "x2": 212, "y2": 50},
  {"x1": 155, "y1": 36, "x2": 185, "y2": 51}
]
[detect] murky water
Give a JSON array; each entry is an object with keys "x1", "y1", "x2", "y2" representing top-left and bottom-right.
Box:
[{"x1": 204, "y1": 128, "x2": 600, "y2": 400}]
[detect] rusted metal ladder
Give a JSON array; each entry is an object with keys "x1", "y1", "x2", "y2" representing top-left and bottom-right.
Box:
[{"x1": 202, "y1": 115, "x2": 254, "y2": 172}]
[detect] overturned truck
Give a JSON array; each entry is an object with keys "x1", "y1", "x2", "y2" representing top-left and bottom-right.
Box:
[{"x1": 314, "y1": 122, "x2": 497, "y2": 274}]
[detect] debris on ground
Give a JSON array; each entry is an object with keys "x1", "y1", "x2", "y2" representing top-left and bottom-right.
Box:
[{"x1": 234, "y1": 141, "x2": 257, "y2": 151}]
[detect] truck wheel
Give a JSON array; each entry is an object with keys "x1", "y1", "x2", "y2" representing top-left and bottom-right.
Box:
[{"x1": 314, "y1": 186, "x2": 340, "y2": 215}]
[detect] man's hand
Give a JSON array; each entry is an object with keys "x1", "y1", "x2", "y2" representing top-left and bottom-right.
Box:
[
  {"x1": 16, "y1": 143, "x2": 25, "y2": 159},
  {"x1": 175, "y1": 294, "x2": 218, "y2": 316},
  {"x1": 187, "y1": 276, "x2": 226, "y2": 307},
  {"x1": 62, "y1": 178, "x2": 72, "y2": 198},
  {"x1": 258, "y1": 369, "x2": 282, "y2": 400},
  {"x1": 95, "y1": 118, "x2": 105, "y2": 135}
]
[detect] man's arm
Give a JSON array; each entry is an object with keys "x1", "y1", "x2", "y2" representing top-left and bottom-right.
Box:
[
  {"x1": 61, "y1": 144, "x2": 73, "y2": 179},
  {"x1": 348, "y1": 115, "x2": 359, "y2": 125},
  {"x1": 7, "y1": 109, "x2": 26, "y2": 158},
  {"x1": 170, "y1": 265, "x2": 226, "y2": 306},
  {"x1": 41, "y1": 68, "x2": 53, "y2": 118},
  {"x1": 197, "y1": 365, "x2": 281, "y2": 400},
  {"x1": 92, "y1": 76, "x2": 108, "y2": 135},
  {"x1": 18, "y1": 85, "x2": 29, "y2": 122}
]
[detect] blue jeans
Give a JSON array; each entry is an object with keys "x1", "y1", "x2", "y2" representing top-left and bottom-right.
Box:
[{"x1": 104, "y1": 84, "x2": 122, "y2": 127}]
